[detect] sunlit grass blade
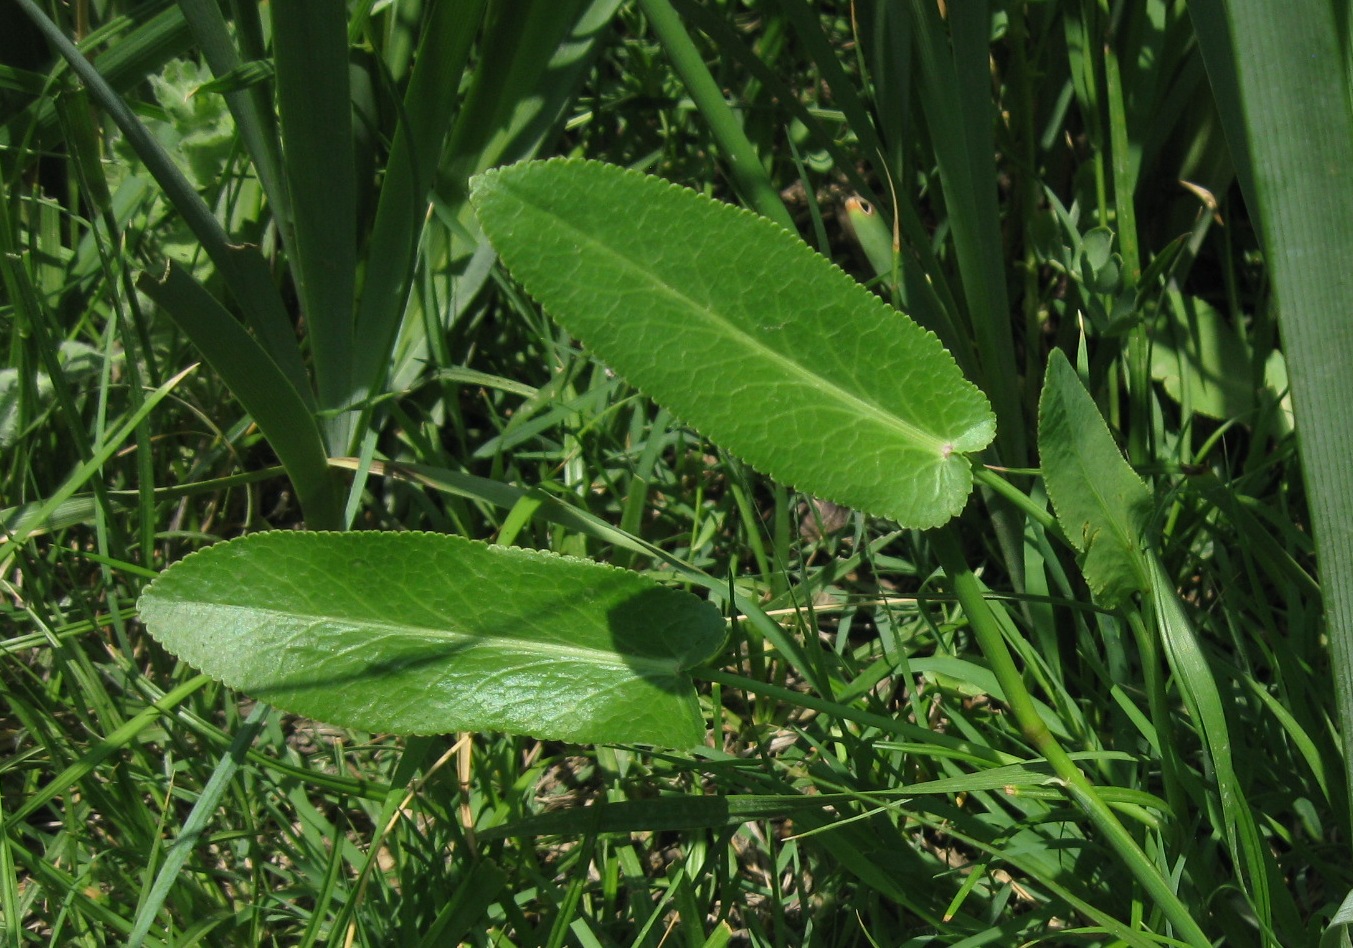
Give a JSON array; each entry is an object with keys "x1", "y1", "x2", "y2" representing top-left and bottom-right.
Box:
[
  {"x1": 127, "y1": 703, "x2": 269, "y2": 948},
  {"x1": 1146, "y1": 550, "x2": 1277, "y2": 928},
  {"x1": 1, "y1": 676, "x2": 210, "y2": 830},
  {"x1": 929, "y1": 528, "x2": 1212, "y2": 948},
  {"x1": 1, "y1": 365, "x2": 195, "y2": 551},
  {"x1": 479, "y1": 794, "x2": 832, "y2": 839}
]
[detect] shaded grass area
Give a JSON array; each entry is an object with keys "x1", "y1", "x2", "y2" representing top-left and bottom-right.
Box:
[{"x1": 1, "y1": 2, "x2": 1344, "y2": 944}]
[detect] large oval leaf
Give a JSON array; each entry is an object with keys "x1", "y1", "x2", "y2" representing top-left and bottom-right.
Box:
[
  {"x1": 469, "y1": 159, "x2": 995, "y2": 528},
  {"x1": 138, "y1": 531, "x2": 725, "y2": 747}
]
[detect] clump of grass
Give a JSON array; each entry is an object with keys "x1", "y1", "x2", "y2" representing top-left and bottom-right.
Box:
[{"x1": 2, "y1": 2, "x2": 1349, "y2": 945}]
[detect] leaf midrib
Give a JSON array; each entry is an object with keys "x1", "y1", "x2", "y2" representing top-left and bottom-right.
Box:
[
  {"x1": 179, "y1": 599, "x2": 684, "y2": 675},
  {"x1": 511, "y1": 184, "x2": 955, "y2": 457}
]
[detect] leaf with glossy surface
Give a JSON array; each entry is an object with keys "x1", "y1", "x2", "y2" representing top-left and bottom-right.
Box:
[
  {"x1": 1038, "y1": 350, "x2": 1151, "y2": 605},
  {"x1": 469, "y1": 159, "x2": 995, "y2": 528},
  {"x1": 138, "y1": 531, "x2": 725, "y2": 747}
]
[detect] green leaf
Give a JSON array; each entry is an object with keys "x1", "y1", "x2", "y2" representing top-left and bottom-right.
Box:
[
  {"x1": 137, "y1": 531, "x2": 725, "y2": 747},
  {"x1": 469, "y1": 159, "x2": 995, "y2": 529},
  {"x1": 1081, "y1": 226, "x2": 1115, "y2": 272},
  {"x1": 1320, "y1": 887, "x2": 1353, "y2": 948},
  {"x1": 1037, "y1": 350, "x2": 1151, "y2": 605},
  {"x1": 1150, "y1": 294, "x2": 1291, "y2": 429}
]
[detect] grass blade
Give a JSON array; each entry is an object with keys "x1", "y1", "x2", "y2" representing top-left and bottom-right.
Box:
[
  {"x1": 905, "y1": 0, "x2": 1025, "y2": 466},
  {"x1": 127, "y1": 703, "x2": 270, "y2": 948},
  {"x1": 350, "y1": 0, "x2": 486, "y2": 407},
  {"x1": 271, "y1": 0, "x2": 357, "y2": 447},
  {"x1": 137, "y1": 263, "x2": 341, "y2": 528},
  {"x1": 634, "y1": 0, "x2": 793, "y2": 229},
  {"x1": 1, "y1": 366, "x2": 195, "y2": 551},
  {"x1": 1191, "y1": 1, "x2": 1353, "y2": 844},
  {"x1": 176, "y1": 0, "x2": 292, "y2": 252}
]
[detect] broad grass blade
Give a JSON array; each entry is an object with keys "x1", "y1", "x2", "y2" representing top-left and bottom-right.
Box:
[
  {"x1": 271, "y1": 1, "x2": 357, "y2": 448},
  {"x1": 1192, "y1": 1, "x2": 1353, "y2": 846},
  {"x1": 350, "y1": 0, "x2": 487, "y2": 407},
  {"x1": 138, "y1": 264, "x2": 341, "y2": 528},
  {"x1": 905, "y1": 0, "x2": 1024, "y2": 467},
  {"x1": 176, "y1": 0, "x2": 291, "y2": 243},
  {"x1": 389, "y1": 1, "x2": 620, "y2": 389}
]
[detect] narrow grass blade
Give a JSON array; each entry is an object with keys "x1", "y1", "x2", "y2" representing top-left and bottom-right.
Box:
[
  {"x1": 635, "y1": 0, "x2": 793, "y2": 229},
  {"x1": 2, "y1": 366, "x2": 195, "y2": 550},
  {"x1": 930, "y1": 528, "x2": 1212, "y2": 948},
  {"x1": 412, "y1": 859, "x2": 509, "y2": 947},
  {"x1": 271, "y1": 0, "x2": 357, "y2": 444},
  {"x1": 440, "y1": 1, "x2": 621, "y2": 189},
  {"x1": 905, "y1": 0, "x2": 1024, "y2": 466},
  {"x1": 127, "y1": 703, "x2": 269, "y2": 948},
  {"x1": 0, "y1": 676, "x2": 211, "y2": 830},
  {"x1": 470, "y1": 159, "x2": 995, "y2": 528},
  {"x1": 351, "y1": 0, "x2": 486, "y2": 402},
  {"x1": 138, "y1": 531, "x2": 726, "y2": 747},
  {"x1": 478, "y1": 794, "x2": 831, "y2": 839},
  {"x1": 1146, "y1": 550, "x2": 1275, "y2": 927}
]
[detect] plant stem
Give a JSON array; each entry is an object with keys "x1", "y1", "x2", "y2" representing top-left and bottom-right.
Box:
[
  {"x1": 635, "y1": 0, "x2": 794, "y2": 230},
  {"x1": 931, "y1": 526, "x2": 1211, "y2": 948}
]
